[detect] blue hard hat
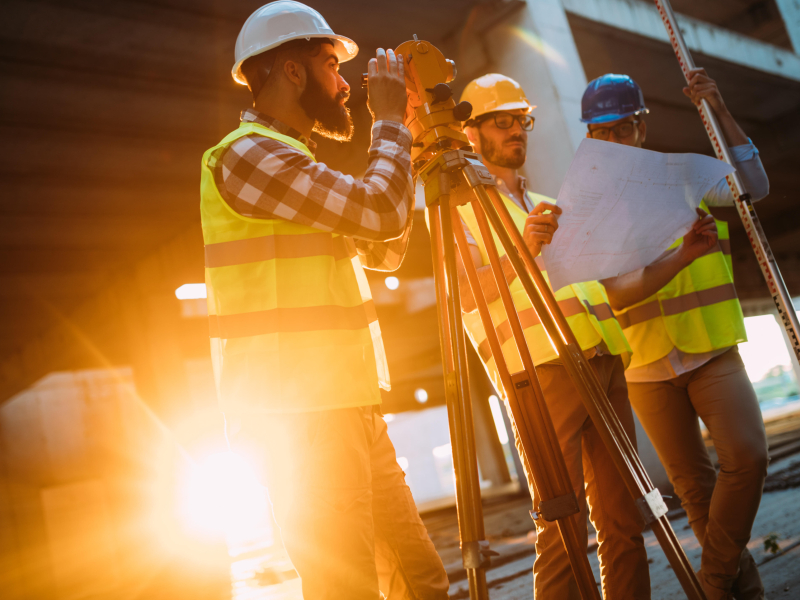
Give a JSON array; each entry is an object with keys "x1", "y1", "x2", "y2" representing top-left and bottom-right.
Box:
[{"x1": 580, "y1": 74, "x2": 649, "y2": 124}]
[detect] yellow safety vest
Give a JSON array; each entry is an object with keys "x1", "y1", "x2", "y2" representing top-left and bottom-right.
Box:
[
  {"x1": 457, "y1": 191, "x2": 631, "y2": 392},
  {"x1": 614, "y1": 201, "x2": 746, "y2": 370},
  {"x1": 200, "y1": 122, "x2": 389, "y2": 413}
]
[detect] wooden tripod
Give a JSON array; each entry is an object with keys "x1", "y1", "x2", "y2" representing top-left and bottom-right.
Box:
[{"x1": 421, "y1": 148, "x2": 708, "y2": 600}]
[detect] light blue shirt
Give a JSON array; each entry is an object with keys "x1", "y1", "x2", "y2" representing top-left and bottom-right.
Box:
[{"x1": 702, "y1": 140, "x2": 769, "y2": 206}]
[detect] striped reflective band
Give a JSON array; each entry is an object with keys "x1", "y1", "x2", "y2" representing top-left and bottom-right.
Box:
[
  {"x1": 209, "y1": 300, "x2": 378, "y2": 339},
  {"x1": 477, "y1": 298, "x2": 616, "y2": 362},
  {"x1": 617, "y1": 283, "x2": 738, "y2": 329},
  {"x1": 205, "y1": 233, "x2": 353, "y2": 268}
]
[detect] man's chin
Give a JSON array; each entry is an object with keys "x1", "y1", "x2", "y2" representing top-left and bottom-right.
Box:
[
  {"x1": 501, "y1": 149, "x2": 526, "y2": 169},
  {"x1": 313, "y1": 118, "x2": 354, "y2": 142}
]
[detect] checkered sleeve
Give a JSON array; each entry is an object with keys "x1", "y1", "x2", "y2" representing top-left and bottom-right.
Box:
[
  {"x1": 353, "y1": 202, "x2": 415, "y2": 271},
  {"x1": 218, "y1": 120, "x2": 414, "y2": 243}
]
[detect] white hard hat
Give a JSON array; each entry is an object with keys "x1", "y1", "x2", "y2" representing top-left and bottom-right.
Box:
[{"x1": 232, "y1": 1, "x2": 359, "y2": 85}]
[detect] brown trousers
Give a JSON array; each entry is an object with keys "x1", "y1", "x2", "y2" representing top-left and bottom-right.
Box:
[
  {"x1": 628, "y1": 346, "x2": 768, "y2": 600},
  {"x1": 513, "y1": 354, "x2": 651, "y2": 599},
  {"x1": 237, "y1": 406, "x2": 449, "y2": 600}
]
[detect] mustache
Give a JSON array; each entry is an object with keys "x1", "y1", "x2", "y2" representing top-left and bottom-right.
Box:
[
  {"x1": 505, "y1": 135, "x2": 526, "y2": 144},
  {"x1": 337, "y1": 90, "x2": 350, "y2": 103}
]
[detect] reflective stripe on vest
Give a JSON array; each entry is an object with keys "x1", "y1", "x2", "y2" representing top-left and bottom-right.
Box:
[
  {"x1": 456, "y1": 191, "x2": 631, "y2": 381},
  {"x1": 614, "y1": 200, "x2": 747, "y2": 369},
  {"x1": 200, "y1": 122, "x2": 389, "y2": 413}
]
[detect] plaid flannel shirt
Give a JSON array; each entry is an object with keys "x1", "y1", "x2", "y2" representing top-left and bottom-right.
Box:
[{"x1": 213, "y1": 108, "x2": 415, "y2": 271}]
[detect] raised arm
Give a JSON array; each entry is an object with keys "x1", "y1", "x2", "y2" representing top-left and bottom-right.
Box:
[
  {"x1": 684, "y1": 68, "x2": 769, "y2": 205},
  {"x1": 218, "y1": 119, "x2": 414, "y2": 242}
]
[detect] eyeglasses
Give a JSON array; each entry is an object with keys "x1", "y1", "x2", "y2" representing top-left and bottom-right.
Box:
[
  {"x1": 479, "y1": 113, "x2": 535, "y2": 131},
  {"x1": 588, "y1": 120, "x2": 639, "y2": 141}
]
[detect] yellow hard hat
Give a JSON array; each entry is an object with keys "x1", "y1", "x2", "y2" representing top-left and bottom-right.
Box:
[{"x1": 460, "y1": 74, "x2": 535, "y2": 121}]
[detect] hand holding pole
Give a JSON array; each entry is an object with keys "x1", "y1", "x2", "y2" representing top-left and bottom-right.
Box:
[{"x1": 654, "y1": 0, "x2": 800, "y2": 364}]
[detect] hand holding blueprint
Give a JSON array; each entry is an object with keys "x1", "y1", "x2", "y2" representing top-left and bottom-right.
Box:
[{"x1": 541, "y1": 138, "x2": 734, "y2": 292}]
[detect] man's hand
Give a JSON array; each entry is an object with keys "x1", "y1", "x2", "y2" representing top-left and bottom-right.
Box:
[
  {"x1": 679, "y1": 208, "x2": 718, "y2": 264},
  {"x1": 683, "y1": 68, "x2": 727, "y2": 115},
  {"x1": 367, "y1": 49, "x2": 407, "y2": 124},
  {"x1": 522, "y1": 201, "x2": 562, "y2": 257}
]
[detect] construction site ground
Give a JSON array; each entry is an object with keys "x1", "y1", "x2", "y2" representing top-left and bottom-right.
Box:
[{"x1": 232, "y1": 413, "x2": 800, "y2": 599}]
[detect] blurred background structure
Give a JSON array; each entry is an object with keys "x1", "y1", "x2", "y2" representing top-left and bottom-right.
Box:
[{"x1": 2, "y1": 1, "x2": 800, "y2": 598}]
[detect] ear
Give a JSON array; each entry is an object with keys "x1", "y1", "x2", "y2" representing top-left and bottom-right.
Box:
[
  {"x1": 638, "y1": 119, "x2": 647, "y2": 145},
  {"x1": 283, "y1": 58, "x2": 306, "y2": 88},
  {"x1": 464, "y1": 126, "x2": 479, "y2": 150}
]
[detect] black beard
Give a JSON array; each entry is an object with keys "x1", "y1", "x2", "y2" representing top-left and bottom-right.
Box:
[
  {"x1": 478, "y1": 131, "x2": 526, "y2": 169},
  {"x1": 299, "y1": 66, "x2": 353, "y2": 142}
]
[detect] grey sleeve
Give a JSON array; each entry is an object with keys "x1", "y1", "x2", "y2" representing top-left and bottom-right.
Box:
[{"x1": 703, "y1": 141, "x2": 770, "y2": 207}]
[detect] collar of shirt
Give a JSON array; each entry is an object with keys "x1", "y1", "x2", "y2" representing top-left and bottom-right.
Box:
[
  {"x1": 240, "y1": 108, "x2": 318, "y2": 155},
  {"x1": 495, "y1": 174, "x2": 531, "y2": 212}
]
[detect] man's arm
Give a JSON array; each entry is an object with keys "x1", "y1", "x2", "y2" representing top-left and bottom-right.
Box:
[
  {"x1": 218, "y1": 120, "x2": 414, "y2": 242},
  {"x1": 354, "y1": 203, "x2": 415, "y2": 271},
  {"x1": 601, "y1": 209, "x2": 718, "y2": 310},
  {"x1": 683, "y1": 68, "x2": 769, "y2": 205},
  {"x1": 457, "y1": 202, "x2": 561, "y2": 313},
  {"x1": 218, "y1": 49, "x2": 412, "y2": 242}
]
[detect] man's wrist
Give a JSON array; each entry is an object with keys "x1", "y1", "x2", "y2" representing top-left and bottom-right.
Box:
[{"x1": 373, "y1": 114, "x2": 405, "y2": 125}]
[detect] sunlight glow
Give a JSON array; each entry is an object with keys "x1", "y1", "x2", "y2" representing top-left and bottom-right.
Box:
[
  {"x1": 414, "y1": 388, "x2": 429, "y2": 404},
  {"x1": 175, "y1": 283, "x2": 207, "y2": 300},
  {"x1": 178, "y1": 451, "x2": 267, "y2": 539},
  {"x1": 432, "y1": 443, "x2": 452, "y2": 459},
  {"x1": 739, "y1": 314, "x2": 795, "y2": 382},
  {"x1": 397, "y1": 456, "x2": 409, "y2": 471},
  {"x1": 488, "y1": 395, "x2": 509, "y2": 445},
  {"x1": 507, "y1": 26, "x2": 568, "y2": 70},
  {"x1": 385, "y1": 276, "x2": 400, "y2": 290}
]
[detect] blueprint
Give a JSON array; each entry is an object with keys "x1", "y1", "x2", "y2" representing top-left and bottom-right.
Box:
[{"x1": 541, "y1": 138, "x2": 734, "y2": 292}]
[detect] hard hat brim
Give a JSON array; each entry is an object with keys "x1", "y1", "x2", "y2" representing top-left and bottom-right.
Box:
[
  {"x1": 232, "y1": 34, "x2": 358, "y2": 85},
  {"x1": 580, "y1": 108, "x2": 649, "y2": 124},
  {"x1": 470, "y1": 99, "x2": 536, "y2": 121}
]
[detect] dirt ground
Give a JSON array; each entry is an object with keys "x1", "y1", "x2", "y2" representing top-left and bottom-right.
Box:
[{"x1": 231, "y1": 452, "x2": 800, "y2": 600}]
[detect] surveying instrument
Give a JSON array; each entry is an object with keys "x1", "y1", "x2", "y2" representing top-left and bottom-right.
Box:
[{"x1": 387, "y1": 37, "x2": 709, "y2": 600}]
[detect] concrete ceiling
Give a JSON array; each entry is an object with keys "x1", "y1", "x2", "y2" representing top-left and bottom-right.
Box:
[
  {"x1": 2, "y1": 0, "x2": 799, "y2": 409},
  {"x1": 0, "y1": 0, "x2": 475, "y2": 361}
]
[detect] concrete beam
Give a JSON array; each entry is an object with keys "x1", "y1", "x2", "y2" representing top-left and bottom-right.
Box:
[
  {"x1": 776, "y1": 0, "x2": 800, "y2": 53},
  {"x1": 562, "y1": 0, "x2": 800, "y2": 82}
]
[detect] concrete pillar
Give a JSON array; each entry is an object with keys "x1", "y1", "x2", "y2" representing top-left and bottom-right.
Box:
[
  {"x1": 776, "y1": 0, "x2": 800, "y2": 54},
  {"x1": 477, "y1": 0, "x2": 590, "y2": 197},
  {"x1": 467, "y1": 346, "x2": 512, "y2": 488}
]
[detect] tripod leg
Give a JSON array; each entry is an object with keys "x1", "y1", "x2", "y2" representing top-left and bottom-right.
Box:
[
  {"x1": 454, "y1": 202, "x2": 601, "y2": 600},
  {"x1": 429, "y1": 188, "x2": 489, "y2": 600},
  {"x1": 470, "y1": 182, "x2": 706, "y2": 600}
]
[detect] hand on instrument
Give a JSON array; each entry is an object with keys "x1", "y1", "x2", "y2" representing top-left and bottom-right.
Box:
[
  {"x1": 680, "y1": 208, "x2": 718, "y2": 263},
  {"x1": 523, "y1": 201, "x2": 562, "y2": 257},
  {"x1": 367, "y1": 49, "x2": 408, "y2": 124},
  {"x1": 683, "y1": 68, "x2": 728, "y2": 115}
]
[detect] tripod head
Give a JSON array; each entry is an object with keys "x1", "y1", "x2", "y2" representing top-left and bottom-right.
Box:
[{"x1": 364, "y1": 37, "x2": 474, "y2": 171}]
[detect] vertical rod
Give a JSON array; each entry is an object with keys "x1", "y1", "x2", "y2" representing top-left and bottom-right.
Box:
[{"x1": 654, "y1": 0, "x2": 800, "y2": 365}]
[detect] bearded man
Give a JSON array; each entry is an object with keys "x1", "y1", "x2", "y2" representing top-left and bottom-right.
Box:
[{"x1": 199, "y1": 3, "x2": 449, "y2": 599}]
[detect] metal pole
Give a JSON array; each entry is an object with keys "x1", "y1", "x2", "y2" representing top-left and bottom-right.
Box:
[{"x1": 653, "y1": 0, "x2": 800, "y2": 364}]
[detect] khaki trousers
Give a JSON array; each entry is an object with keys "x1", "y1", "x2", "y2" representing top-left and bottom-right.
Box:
[
  {"x1": 237, "y1": 406, "x2": 449, "y2": 600},
  {"x1": 513, "y1": 354, "x2": 651, "y2": 599},
  {"x1": 628, "y1": 347, "x2": 768, "y2": 600}
]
